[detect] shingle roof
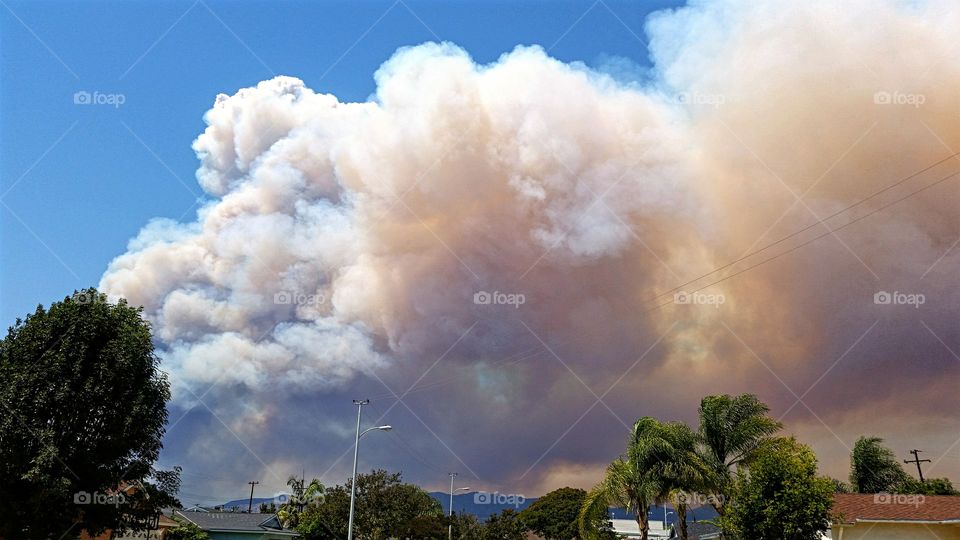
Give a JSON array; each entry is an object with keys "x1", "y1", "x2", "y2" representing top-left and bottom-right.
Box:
[
  {"x1": 686, "y1": 521, "x2": 721, "y2": 539},
  {"x1": 832, "y1": 493, "x2": 960, "y2": 524},
  {"x1": 174, "y1": 511, "x2": 295, "y2": 534}
]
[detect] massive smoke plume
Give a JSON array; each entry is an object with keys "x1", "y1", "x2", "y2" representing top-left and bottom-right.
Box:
[{"x1": 101, "y1": 0, "x2": 960, "y2": 499}]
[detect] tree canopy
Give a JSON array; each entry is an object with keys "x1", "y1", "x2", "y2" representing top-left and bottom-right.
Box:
[
  {"x1": 697, "y1": 393, "x2": 782, "y2": 514},
  {"x1": 849, "y1": 436, "x2": 910, "y2": 493},
  {"x1": 297, "y1": 469, "x2": 443, "y2": 540},
  {"x1": 721, "y1": 437, "x2": 834, "y2": 540},
  {"x1": 479, "y1": 509, "x2": 526, "y2": 540},
  {"x1": 0, "y1": 289, "x2": 174, "y2": 539},
  {"x1": 520, "y1": 487, "x2": 588, "y2": 540}
]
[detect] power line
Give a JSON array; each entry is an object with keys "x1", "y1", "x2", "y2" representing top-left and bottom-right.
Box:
[
  {"x1": 365, "y1": 401, "x2": 448, "y2": 475},
  {"x1": 643, "y1": 152, "x2": 960, "y2": 306},
  {"x1": 646, "y1": 167, "x2": 960, "y2": 313}
]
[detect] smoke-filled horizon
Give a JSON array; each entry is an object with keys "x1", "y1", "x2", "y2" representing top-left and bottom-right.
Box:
[{"x1": 100, "y1": 0, "x2": 959, "y2": 503}]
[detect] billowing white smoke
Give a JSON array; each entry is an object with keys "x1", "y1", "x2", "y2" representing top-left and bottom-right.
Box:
[
  {"x1": 101, "y1": 0, "x2": 960, "y2": 491},
  {"x1": 101, "y1": 43, "x2": 697, "y2": 398}
]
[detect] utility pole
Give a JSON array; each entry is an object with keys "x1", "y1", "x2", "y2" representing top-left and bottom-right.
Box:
[
  {"x1": 247, "y1": 481, "x2": 260, "y2": 513},
  {"x1": 904, "y1": 449, "x2": 931, "y2": 482}
]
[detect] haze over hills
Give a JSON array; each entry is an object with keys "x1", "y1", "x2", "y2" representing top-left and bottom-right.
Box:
[
  {"x1": 214, "y1": 491, "x2": 719, "y2": 524},
  {"x1": 432, "y1": 491, "x2": 534, "y2": 521}
]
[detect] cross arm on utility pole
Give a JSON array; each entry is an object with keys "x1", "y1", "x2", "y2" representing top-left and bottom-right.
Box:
[{"x1": 904, "y1": 449, "x2": 932, "y2": 483}]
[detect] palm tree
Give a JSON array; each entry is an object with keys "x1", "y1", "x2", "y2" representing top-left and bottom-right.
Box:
[
  {"x1": 278, "y1": 475, "x2": 325, "y2": 528},
  {"x1": 632, "y1": 418, "x2": 712, "y2": 540},
  {"x1": 580, "y1": 418, "x2": 708, "y2": 540},
  {"x1": 696, "y1": 394, "x2": 781, "y2": 516},
  {"x1": 579, "y1": 456, "x2": 659, "y2": 540}
]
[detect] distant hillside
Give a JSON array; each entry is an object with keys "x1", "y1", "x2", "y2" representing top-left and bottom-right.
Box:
[
  {"x1": 429, "y1": 491, "x2": 535, "y2": 521},
  {"x1": 220, "y1": 493, "x2": 290, "y2": 511}
]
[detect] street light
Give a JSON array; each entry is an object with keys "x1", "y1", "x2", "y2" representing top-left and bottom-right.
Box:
[
  {"x1": 448, "y1": 473, "x2": 469, "y2": 540},
  {"x1": 347, "y1": 399, "x2": 392, "y2": 540}
]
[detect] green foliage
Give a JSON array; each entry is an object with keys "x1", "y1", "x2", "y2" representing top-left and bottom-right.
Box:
[
  {"x1": 830, "y1": 478, "x2": 851, "y2": 493},
  {"x1": 449, "y1": 512, "x2": 483, "y2": 539},
  {"x1": 520, "y1": 487, "x2": 587, "y2": 540},
  {"x1": 166, "y1": 520, "x2": 211, "y2": 540},
  {"x1": 849, "y1": 436, "x2": 910, "y2": 493},
  {"x1": 0, "y1": 289, "x2": 172, "y2": 539},
  {"x1": 898, "y1": 477, "x2": 959, "y2": 495},
  {"x1": 277, "y1": 475, "x2": 325, "y2": 528},
  {"x1": 696, "y1": 394, "x2": 782, "y2": 514},
  {"x1": 631, "y1": 418, "x2": 708, "y2": 540},
  {"x1": 297, "y1": 469, "x2": 443, "y2": 540},
  {"x1": 579, "y1": 458, "x2": 658, "y2": 540},
  {"x1": 480, "y1": 509, "x2": 526, "y2": 540},
  {"x1": 721, "y1": 437, "x2": 833, "y2": 540}
]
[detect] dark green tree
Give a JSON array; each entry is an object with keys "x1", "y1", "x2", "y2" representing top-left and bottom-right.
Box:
[
  {"x1": 520, "y1": 487, "x2": 587, "y2": 540},
  {"x1": 830, "y1": 478, "x2": 851, "y2": 493},
  {"x1": 722, "y1": 437, "x2": 833, "y2": 540},
  {"x1": 166, "y1": 520, "x2": 211, "y2": 540},
  {"x1": 849, "y1": 436, "x2": 909, "y2": 493},
  {"x1": 480, "y1": 509, "x2": 526, "y2": 540},
  {"x1": 898, "y1": 477, "x2": 959, "y2": 495},
  {"x1": 0, "y1": 289, "x2": 172, "y2": 539},
  {"x1": 297, "y1": 469, "x2": 443, "y2": 540},
  {"x1": 450, "y1": 512, "x2": 483, "y2": 539}
]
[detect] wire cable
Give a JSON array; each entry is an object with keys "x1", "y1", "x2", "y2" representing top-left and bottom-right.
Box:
[
  {"x1": 642, "y1": 152, "x2": 960, "y2": 305},
  {"x1": 646, "y1": 168, "x2": 960, "y2": 313}
]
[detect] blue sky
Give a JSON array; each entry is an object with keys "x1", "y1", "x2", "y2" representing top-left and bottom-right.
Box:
[{"x1": 1, "y1": 0, "x2": 680, "y2": 325}]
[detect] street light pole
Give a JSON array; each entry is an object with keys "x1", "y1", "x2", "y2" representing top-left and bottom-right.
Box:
[
  {"x1": 347, "y1": 399, "x2": 367, "y2": 540},
  {"x1": 448, "y1": 473, "x2": 457, "y2": 540},
  {"x1": 347, "y1": 400, "x2": 392, "y2": 540},
  {"x1": 447, "y1": 473, "x2": 469, "y2": 540}
]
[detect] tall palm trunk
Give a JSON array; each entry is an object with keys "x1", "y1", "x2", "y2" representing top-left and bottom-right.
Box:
[
  {"x1": 636, "y1": 512, "x2": 649, "y2": 540},
  {"x1": 675, "y1": 501, "x2": 688, "y2": 540}
]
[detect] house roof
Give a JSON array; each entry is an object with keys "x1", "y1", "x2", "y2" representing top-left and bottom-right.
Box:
[
  {"x1": 686, "y1": 521, "x2": 722, "y2": 539},
  {"x1": 174, "y1": 511, "x2": 298, "y2": 535},
  {"x1": 832, "y1": 493, "x2": 960, "y2": 524}
]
